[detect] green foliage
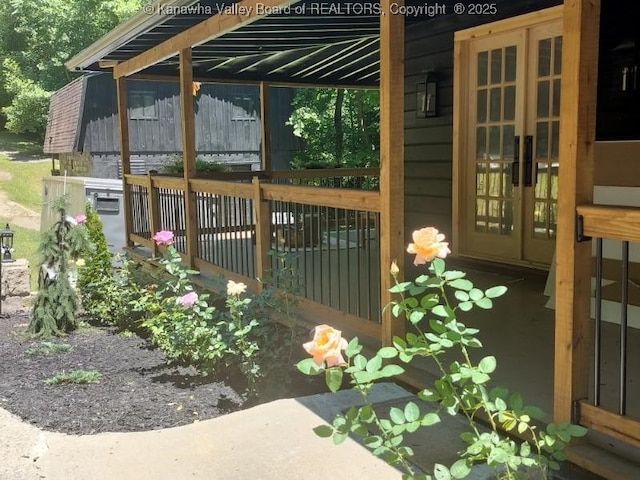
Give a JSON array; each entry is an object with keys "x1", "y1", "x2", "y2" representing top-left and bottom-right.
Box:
[
  {"x1": 77, "y1": 202, "x2": 120, "y2": 324},
  {"x1": 0, "y1": 0, "x2": 143, "y2": 133},
  {"x1": 288, "y1": 88, "x2": 379, "y2": 169},
  {"x1": 298, "y1": 257, "x2": 587, "y2": 479},
  {"x1": 162, "y1": 155, "x2": 230, "y2": 174},
  {"x1": 26, "y1": 341, "x2": 73, "y2": 355},
  {"x1": 45, "y1": 369, "x2": 102, "y2": 385},
  {"x1": 29, "y1": 195, "x2": 90, "y2": 337}
]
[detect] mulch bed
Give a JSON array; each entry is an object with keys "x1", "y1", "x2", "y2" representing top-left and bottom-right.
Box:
[{"x1": 0, "y1": 313, "x2": 320, "y2": 435}]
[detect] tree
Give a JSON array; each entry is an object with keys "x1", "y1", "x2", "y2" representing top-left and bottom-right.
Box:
[
  {"x1": 29, "y1": 195, "x2": 90, "y2": 337},
  {"x1": 287, "y1": 88, "x2": 380, "y2": 169},
  {"x1": 0, "y1": 0, "x2": 143, "y2": 135}
]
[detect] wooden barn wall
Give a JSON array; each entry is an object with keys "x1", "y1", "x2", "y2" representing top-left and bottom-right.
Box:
[
  {"x1": 403, "y1": 0, "x2": 561, "y2": 260},
  {"x1": 78, "y1": 74, "x2": 298, "y2": 169}
]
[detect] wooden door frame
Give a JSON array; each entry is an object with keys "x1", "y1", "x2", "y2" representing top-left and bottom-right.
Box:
[{"x1": 452, "y1": 5, "x2": 564, "y2": 261}]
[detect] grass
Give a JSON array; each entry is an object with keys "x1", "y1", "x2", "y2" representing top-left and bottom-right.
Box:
[
  {"x1": 45, "y1": 369, "x2": 102, "y2": 385},
  {"x1": 0, "y1": 152, "x2": 51, "y2": 213},
  {"x1": 26, "y1": 341, "x2": 74, "y2": 355},
  {"x1": 0, "y1": 130, "x2": 43, "y2": 156}
]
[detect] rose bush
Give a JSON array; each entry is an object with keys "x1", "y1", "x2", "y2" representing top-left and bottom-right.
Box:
[{"x1": 298, "y1": 226, "x2": 587, "y2": 480}]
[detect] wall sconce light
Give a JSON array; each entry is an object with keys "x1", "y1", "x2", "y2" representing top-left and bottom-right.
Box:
[
  {"x1": 1, "y1": 223, "x2": 15, "y2": 263},
  {"x1": 416, "y1": 72, "x2": 438, "y2": 118}
]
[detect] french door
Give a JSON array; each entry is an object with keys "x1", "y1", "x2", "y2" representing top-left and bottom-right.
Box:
[{"x1": 455, "y1": 9, "x2": 563, "y2": 267}]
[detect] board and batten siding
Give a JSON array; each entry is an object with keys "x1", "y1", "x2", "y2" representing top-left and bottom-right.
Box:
[{"x1": 403, "y1": 0, "x2": 561, "y2": 266}]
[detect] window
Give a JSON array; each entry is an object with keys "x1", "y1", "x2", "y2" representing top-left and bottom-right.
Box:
[
  {"x1": 232, "y1": 95, "x2": 258, "y2": 120},
  {"x1": 129, "y1": 91, "x2": 157, "y2": 119}
]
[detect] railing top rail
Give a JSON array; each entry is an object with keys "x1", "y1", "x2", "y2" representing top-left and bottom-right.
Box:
[
  {"x1": 269, "y1": 168, "x2": 380, "y2": 179},
  {"x1": 262, "y1": 183, "x2": 381, "y2": 212},
  {"x1": 153, "y1": 176, "x2": 186, "y2": 190},
  {"x1": 190, "y1": 178, "x2": 254, "y2": 199},
  {"x1": 577, "y1": 204, "x2": 640, "y2": 242},
  {"x1": 124, "y1": 174, "x2": 148, "y2": 186}
]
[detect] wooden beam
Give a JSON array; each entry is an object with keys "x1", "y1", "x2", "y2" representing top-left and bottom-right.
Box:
[
  {"x1": 253, "y1": 177, "x2": 271, "y2": 292},
  {"x1": 379, "y1": 0, "x2": 405, "y2": 346},
  {"x1": 98, "y1": 60, "x2": 119, "y2": 68},
  {"x1": 577, "y1": 205, "x2": 640, "y2": 242},
  {"x1": 259, "y1": 81, "x2": 271, "y2": 171},
  {"x1": 113, "y1": 0, "x2": 296, "y2": 79},
  {"x1": 179, "y1": 48, "x2": 198, "y2": 268},
  {"x1": 554, "y1": 0, "x2": 600, "y2": 423},
  {"x1": 147, "y1": 171, "x2": 160, "y2": 257},
  {"x1": 116, "y1": 77, "x2": 134, "y2": 247},
  {"x1": 579, "y1": 401, "x2": 640, "y2": 449}
]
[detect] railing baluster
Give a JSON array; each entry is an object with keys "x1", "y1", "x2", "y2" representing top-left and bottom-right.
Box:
[
  {"x1": 594, "y1": 237, "x2": 603, "y2": 406},
  {"x1": 620, "y1": 240, "x2": 629, "y2": 415}
]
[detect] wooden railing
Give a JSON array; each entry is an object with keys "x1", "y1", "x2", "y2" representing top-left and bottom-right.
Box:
[
  {"x1": 123, "y1": 169, "x2": 382, "y2": 338},
  {"x1": 574, "y1": 204, "x2": 640, "y2": 449}
]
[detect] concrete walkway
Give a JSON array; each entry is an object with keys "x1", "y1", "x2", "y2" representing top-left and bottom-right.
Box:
[{"x1": 0, "y1": 384, "x2": 416, "y2": 480}]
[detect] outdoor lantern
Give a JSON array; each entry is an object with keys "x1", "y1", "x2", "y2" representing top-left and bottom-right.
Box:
[
  {"x1": 417, "y1": 72, "x2": 438, "y2": 118},
  {"x1": 0, "y1": 223, "x2": 15, "y2": 262}
]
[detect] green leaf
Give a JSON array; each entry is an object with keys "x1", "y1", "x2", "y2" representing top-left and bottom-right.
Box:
[
  {"x1": 450, "y1": 459, "x2": 471, "y2": 479},
  {"x1": 421, "y1": 412, "x2": 440, "y2": 426},
  {"x1": 449, "y1": 278, "x2": 473, "y2": 291},
  {"x1": 325, "y1": 367, "x2": 343, "y2": 393},
  {"x1": 443, "y1": 270, "x2": 466, "y2": 281},
  {"x1": 404, "y1": 402, "x2": 420, "y2": 422},
  {"x1": 432, "y1": 305, "x2": 450, "y2": 318},
  {"x1": 454, "y1": 290, "x2": 469, "y2": 302},
  {"x1": 469, "y1": 288, "x2": 484, "y2": 301},
  {"x1": 389, "y1": 282, "x2": 412, "y2": 293},
  {"x1": 296, "y1": 358, "x2": 323, "y2": 375},
  {"x1": 364, "y1": 435, "x2": 383, "y2": 448},
  {"x1": 345, "y1": 337, "x2": 362, "y2": 357},
  {"x1": 485, "y1": 285, "x2": 507, "y2": 298},
  {"x1": 471, "y1": 371, "x2": 490, "y2": 384},
  {"x1": 475, "y1": 297, "x2": 493, "y2": 309},
  {"x1": 366, "y1": 355, "x2": 382, "y2": 373},
  {"x1": 378, "y1": 346, "x2": 398, "y2": 359},
  {"x1": 432, "y1": 258, "x2": 445, "y2": 276},
  {"x1": 332, "y1": 431, "x2": 348, "y2": 445},
  {"x1": 478, "y1": 356, "x2": 497, "y2": 374},
  {"x1": 409, "y1": 310, "x2": 426, "y2": 325},
  {"x1": 353, "y1": 354, "x2": 367, "y2": 370},
  {"x1": 390, "y1": 407, "x2": 405, "y2": 424},
  {"x1": 313, "y1": 425, "x2": 334, "y2": 437},
  {"x1": 458, "y1": 301, "x2": 473, "y2": 312},
  {"x1": 380, "y1": 364, "x2": 405, "y2": 377},
  {"x1": 420, "y1": 293, "x2": 440, "y2": 309},
  {"x1": 567, "y1": 424, "x2": 588, "y2": 437},
  {"x1": 433, "y1": 463, "x2": 451, "y2": 480},
  {"x1": 520, "y1": 441, "x2": 531, "y2": 457}
]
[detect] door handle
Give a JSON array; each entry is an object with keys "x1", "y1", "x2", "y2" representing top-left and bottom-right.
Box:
[
  {"x1": 512, "y1": 135, "x2": 520, "y2": 186},
  {"x1": 524, "y1": 135, "x2": 534, "y2": 187}
]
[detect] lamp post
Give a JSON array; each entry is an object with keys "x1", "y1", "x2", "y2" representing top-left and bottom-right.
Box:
[{"x1": 0, "y1": 223, "x2": 15, "y2": 315}]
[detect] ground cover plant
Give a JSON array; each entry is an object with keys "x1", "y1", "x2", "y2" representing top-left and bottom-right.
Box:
[
  {"x1": 298, "y1": 227, "x2": 587, "y2": 480},
  {"x1": 26, "y1": 341, "x2": 73, "y2": 355},
  {"x1": 45, "y1": 369, "x2": 102, "y2": 385}
]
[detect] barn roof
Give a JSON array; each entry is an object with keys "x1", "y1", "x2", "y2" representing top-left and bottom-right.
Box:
[{"x1": 43, "y1": 75, "x2": 88, "y2": 154}]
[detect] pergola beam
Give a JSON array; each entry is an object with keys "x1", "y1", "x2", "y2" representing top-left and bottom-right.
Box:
[{"x1": 113, "y1": 0, "x2": 297, "y2": 78}]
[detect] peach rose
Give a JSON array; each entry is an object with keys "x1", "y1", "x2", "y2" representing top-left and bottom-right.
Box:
[
  {"x1": 407, "y1": 227, "x2": 450, "y2": 266},
  {"x1": 227, "y1": 280, "x2": 247, "y2": 296},
  {"x1": 303, "y1": 325, "x2": 348, "y2": 367}
]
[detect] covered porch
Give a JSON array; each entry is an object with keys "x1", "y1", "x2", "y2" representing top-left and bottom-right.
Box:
[{"x1": 66, "y1": 0, "x2": 640, "y2": 476}]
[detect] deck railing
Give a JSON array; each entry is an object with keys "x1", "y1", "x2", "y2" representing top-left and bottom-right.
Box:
[
  {"x1": 573, "y1": 204, "x2": 640, "y2": 449},
  {"x1": 123, "y1": 168, "x2": 382, "y2": 337}
]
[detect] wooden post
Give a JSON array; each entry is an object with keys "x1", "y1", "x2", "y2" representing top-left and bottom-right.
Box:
[
  {"x1": 116, "y1": 77, "x2": 133, "y2": 247},
  {"x1": 147, "y1": 171, "x2": 160, "y2": 257},
  {"x1": 253, "y1": 176, "x2": 271, "y2": 291},
  {"x1": 554, "y1": 0, "x2": 600, "y2": 423},
  {"x1": 379, "y1": 0, "x2": 406, "y2": 346},
  {"x1": 179, "y1": 48, "x2": 198, "y2": 267},
  {"x1": 259, "y1": 81, "x2": 271, "y2": 172}
]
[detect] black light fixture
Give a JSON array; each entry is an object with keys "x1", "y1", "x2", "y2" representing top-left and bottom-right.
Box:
[
  {"x1": 416, "y1": 72, "x2": 438, "y2": 118},
  {"x1": 0, "y1": 223, "x2": 15, "y2": 262}
]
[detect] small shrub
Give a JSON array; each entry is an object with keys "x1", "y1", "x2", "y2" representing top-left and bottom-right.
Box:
[
  {"x1": 26, "y1": 342, "x2": 73, "y2": 355},
  {"x1": 162, "y1": 155, "x2": 229, "y2": 174},
  {"x1": 45, "y1": 369, "x2": 102, "y2": 385}
]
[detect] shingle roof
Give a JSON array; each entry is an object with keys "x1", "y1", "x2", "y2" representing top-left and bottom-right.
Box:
[{"x1": 43, "y1": 75, "x2": 87, "y2": 154}]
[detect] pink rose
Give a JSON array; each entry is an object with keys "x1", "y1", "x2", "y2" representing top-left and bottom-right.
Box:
[
  {"x1": 406, "y1": 227, "x2": 450, "y2": 266},
  {"x1": 74, "y1": 214, "x2": 87, "y2": 224},
  {"x1": 177, "y1": 291, "x2": 198, "y2": 308},
  {"x1": 152, "y1": 230, "x2": 174, "y2": 246},
  {"x1": 303, "y1": 325, "x2": 348, "y2": 368}
]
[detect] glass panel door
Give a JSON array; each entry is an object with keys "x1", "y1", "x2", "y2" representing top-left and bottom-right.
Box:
[
  {"x1": 465, "y1": 30, "x2": 525, "y2": 261},
  {"x1": 523, "y1": 21, "x2": 563, "y2": 265}
]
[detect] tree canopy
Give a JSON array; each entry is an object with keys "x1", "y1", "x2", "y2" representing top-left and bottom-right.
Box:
[
  {"x1": 288, "y1": 88, "x2": 379, "y2": 169},
  {"x1": 0, "y1": 0, "x2": 143, "y2": 137}
]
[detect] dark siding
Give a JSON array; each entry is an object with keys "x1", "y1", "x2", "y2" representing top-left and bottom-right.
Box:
[
  {"x1": 78, "y1": 74, "x2": 295, "y2": 169},
  {"x1": 403, "y1": 0, "x2": 561, "y2": 259}
]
